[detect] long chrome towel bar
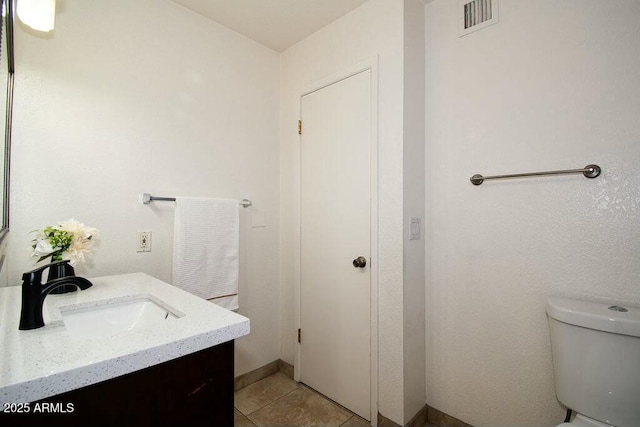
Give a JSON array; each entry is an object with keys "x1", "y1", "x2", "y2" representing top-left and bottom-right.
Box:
[
  {"x1": 142, "y1": 193, "x2": 252, "y2": 208},
  {"x1": 470, "y1": 164, "x2": 601, "y2": 186}
]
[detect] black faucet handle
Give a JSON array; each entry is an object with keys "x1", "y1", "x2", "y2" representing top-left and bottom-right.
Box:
[{"x1": 22, "y1": 260, "x2": 71, "y2": 284}]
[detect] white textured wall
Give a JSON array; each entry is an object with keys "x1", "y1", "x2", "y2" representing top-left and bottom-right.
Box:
[
  {"x1": 402, "y1": 0, "x2": 426, "y2": 422},
  {"x1": 8, "y1": 0, "x2": 281, "y2": 377},
  {"x1": 279, "y1": 0, "x2": 406, "y2": 423},
  {"x1": 425, "y1": 1, "x2": 640, "y2": 426}
]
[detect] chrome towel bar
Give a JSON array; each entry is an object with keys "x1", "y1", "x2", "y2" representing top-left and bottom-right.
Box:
[
  {"x1": 470, "y1": 164, "x2": 601, "y2": 186},
  {"x1": 142, "y1": 193, "x2": 252, "y2": 208}
]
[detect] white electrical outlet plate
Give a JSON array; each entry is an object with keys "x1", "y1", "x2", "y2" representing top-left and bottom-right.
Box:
[{"x1": 137, "y1": 231, "x2": 151, "y2": 252}]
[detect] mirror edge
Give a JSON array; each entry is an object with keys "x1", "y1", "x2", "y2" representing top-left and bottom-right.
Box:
[{"x1": 0, "y1": 0, "x2": 15, "y2": 247}]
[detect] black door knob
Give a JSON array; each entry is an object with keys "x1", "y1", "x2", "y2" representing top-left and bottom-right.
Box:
[{"x1": 352, "y1": 256, "x2": 367, "y2": 268}]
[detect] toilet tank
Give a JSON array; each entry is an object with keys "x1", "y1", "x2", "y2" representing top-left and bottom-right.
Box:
[{"x1": 547, "y1": 297, "x2": 640, "y2": 427}]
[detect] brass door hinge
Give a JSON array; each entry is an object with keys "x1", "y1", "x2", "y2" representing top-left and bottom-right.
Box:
[
  {"x1": 297, "y1": 328, "x2": 301, "y2": 343},
  {"x1": 298, "y1": 120, "x2": 302, "y2": 135}
]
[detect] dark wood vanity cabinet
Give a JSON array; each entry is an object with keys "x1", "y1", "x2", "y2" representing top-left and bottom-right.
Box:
[{"x1": 1, "y1": 340, "x2": 234, "y2": 427}]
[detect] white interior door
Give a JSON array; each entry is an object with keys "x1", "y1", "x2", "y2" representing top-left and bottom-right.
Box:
[{"x1": 300, "y1": 69, "x2": 371, "y2": 420}]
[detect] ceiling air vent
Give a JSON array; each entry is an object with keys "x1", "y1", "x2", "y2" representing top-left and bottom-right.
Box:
[{"x1": 459, "y1": 0, "x2": 499, "y2": 37}]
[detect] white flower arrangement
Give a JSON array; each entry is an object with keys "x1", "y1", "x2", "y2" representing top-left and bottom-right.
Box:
[{"x1": 31, "y1": 219, "x2": 98, "y2": 266}]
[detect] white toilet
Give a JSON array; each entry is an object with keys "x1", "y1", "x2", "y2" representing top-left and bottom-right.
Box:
[{"x1": 547, "y1": 297, "x2": 640, "y2": 427}]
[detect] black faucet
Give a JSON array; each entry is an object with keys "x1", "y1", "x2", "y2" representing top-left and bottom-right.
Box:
[{"x1": 19, "y1": 260, "x2": 93, "y2": 330}]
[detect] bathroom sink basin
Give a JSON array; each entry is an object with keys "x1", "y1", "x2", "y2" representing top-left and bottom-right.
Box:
[{"x1": 61, "y1": 297, "x2": 179, "y2": 337}]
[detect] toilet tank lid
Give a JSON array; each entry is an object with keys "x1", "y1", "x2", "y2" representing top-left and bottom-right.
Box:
[{"x1": 547, "y1": 297, "x2": 640, "y2": 338}]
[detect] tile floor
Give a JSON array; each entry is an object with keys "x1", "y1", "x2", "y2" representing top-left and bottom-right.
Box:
[{"x1": 234, "y1": 372, "x2": 371, "y2": 427}]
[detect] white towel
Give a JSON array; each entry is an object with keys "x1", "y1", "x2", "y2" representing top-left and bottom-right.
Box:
[{"x1": 173, "y1": 197, "x2": 239, "y2": 310}]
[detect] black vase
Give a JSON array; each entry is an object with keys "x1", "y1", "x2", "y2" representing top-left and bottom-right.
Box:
[{"x1": 48, "y1": 261, "x2": 77, "y2": 294}]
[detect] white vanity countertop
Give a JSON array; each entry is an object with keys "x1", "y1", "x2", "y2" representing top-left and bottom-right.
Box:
[{"x1": 0, "y1": 272, "x2": 250, "y2": 404}]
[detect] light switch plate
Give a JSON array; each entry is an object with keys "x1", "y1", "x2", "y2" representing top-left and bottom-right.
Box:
[{"x1": 409, "y1": 218, "x2": 421, "y2": 240}]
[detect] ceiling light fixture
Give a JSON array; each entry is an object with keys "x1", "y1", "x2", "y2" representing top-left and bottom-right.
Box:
[{"x1": 17, "y1": 0, "x2": 56, "y2": 32}]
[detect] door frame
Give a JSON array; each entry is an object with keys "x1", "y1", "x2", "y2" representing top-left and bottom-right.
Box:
[{"x1": 293, "y1": 57, "x2": 379, "y2": 426}]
